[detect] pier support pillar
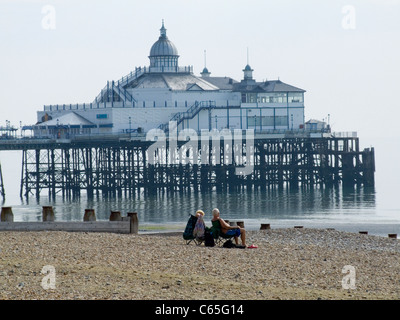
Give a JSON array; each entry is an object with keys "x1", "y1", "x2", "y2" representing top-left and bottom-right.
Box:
[
  {"x1": 342, "y1": 153, "x2": 354, "y2": 186},
  {"x1": 362, "y1": 147, "x2": 375, "y2": 187},
  {"x1": 16, "y1": 137, "x2": 375, "y2": 197}
]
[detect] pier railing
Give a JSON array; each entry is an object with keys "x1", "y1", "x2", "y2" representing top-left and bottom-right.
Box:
[
  {"x1": 91, "y1": 65, "x2": 193, "y2": 105},
  {"x1": 43, "y1": 66, "x2": 195, "y2": 110},
  {"x1": 158, "y1": 100, "x2": 217, "y2": 132},
  {"x1": 332, "y1": 131, "x2": 358, "y2": 138},
  {"x1": 1, "y1": 127, "x2": 345, "y2": 150}
]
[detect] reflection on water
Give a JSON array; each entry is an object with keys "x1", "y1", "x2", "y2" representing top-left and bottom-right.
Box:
[
  {"x1": 2, "y1": 137, "x2": 399, "y2": 236},
  {"x1": 11, "y1": 185, "x2": 377, "y2": 225}
]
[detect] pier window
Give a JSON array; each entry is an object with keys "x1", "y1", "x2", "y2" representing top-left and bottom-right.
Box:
[
  {"x1": 257, "y1": 93, "x2": 288, "y2": 104},
  {"x1": 246, "y1": 93, "x2": 257, "y2": 103},
  {"x1": 261, "y1": 116, "x2": 274, "y2": 126},
  {"x1": 288, "y1": 92, "x2": 304, "y2": 103},
  {"x1": 270, "y1": 93, "x2": 287, "y2": 103},
  {"x1": 248, "y1": 116, "x2": 280, "y2": 127},
  {"x1": 150, "y1": 56, "x2": 179, "y2": 69}
]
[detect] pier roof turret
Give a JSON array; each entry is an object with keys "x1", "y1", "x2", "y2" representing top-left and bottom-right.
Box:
[{"x1": 149, "y1": 21, "x2": 179, "y2": 69}]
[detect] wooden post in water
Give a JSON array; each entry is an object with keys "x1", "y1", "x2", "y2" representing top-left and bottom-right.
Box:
[
  {"x1": 127, "y1": 212, "x2": 139, "y2": 234},
  {"x1": 260, "y1": 223, "x2": 271, "y2": 230},
  {"x1": 1, "y1": 207, "x2": 13, "y2": 222},
  {"x1": 237, "y1": 221, "x2": 244, "y2": 228},
  {"x1": 83, "y1": 209, "x2": 96, "y2": 221},
  {"x1": 42, "y1": 206, "x2": 55, "y2": 222},
  {"x1": 110, "y1": 211, "x2": 122, "y2": 221}
]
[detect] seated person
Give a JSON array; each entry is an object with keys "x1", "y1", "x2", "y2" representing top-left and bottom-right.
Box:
[
  {"x1": 211, "y1": 208, "x2": 246, "y2": 248},
  {"x1": 193, "y1": 209, "x2": 211, "y2": 241},
  {"x1": 195, "y1": 210, "x2": 205, "y2": 218}
]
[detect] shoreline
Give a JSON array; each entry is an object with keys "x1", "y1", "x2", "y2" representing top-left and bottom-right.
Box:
[
  {"x1": 0, "y1": 228, "x2": 398, "y2": 300},
  {"x1": 138, "y1": 221, "x2": 399, "y2": 238}
]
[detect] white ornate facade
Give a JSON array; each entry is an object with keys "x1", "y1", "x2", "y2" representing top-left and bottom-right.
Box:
[{"x1": 35, "y1": 22, "x2": 306, "y2": 138}]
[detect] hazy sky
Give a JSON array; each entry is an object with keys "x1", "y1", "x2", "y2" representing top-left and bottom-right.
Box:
[{"x1": 1, "y1": 0, "x2": 399, "y2": 143}]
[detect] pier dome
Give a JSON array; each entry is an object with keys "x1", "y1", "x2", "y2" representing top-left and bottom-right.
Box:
[{"x1": 149, "y1": 21, "x2": 179, "y2": 70}]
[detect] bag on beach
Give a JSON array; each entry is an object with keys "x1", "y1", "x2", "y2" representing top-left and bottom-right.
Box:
[
  {"x1": 204, "y1": 230, "x2": 215, "y2": 247},
  {"x1": 222, "y1": 239, "x2": 235, "y2": 248}
]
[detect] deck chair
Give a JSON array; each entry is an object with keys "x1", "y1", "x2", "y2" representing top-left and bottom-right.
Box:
[
  {"x1": 210, "y1": 219, "x2": 235, "y2": 247},
  {"x1": 183, "y1": 214, "x2": 203, "y2": 245}
]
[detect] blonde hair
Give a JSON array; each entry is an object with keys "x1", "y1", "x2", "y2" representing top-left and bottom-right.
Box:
[{"x1": 196, "y1": 210, "x2": 205, "y2": 216}]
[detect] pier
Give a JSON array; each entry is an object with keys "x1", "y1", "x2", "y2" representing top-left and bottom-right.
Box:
[
  {"x1": 0, "y1": 22, "x2": 375, "y2": 200},
  {"x1": 0, "y1": 132, "x2": 375, "y2": 199}
]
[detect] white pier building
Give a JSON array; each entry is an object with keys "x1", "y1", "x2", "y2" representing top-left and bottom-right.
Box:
[{"x1": 35, "y1": 22, "x2": 307, "y2": 139}]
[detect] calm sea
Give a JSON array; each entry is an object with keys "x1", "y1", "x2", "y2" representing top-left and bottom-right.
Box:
[{"x1": 0, "y1": 136, "x2": 399, "y2": 237}]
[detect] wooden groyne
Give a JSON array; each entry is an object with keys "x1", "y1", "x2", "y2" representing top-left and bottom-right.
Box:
[{"x1": 0, "y1": 206, "x2": 139, "y2": 234}]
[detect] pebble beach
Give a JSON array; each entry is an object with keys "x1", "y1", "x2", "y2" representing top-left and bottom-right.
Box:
[{"x1": 0, "y1": 228, "x2": 398, "y2": 300}]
